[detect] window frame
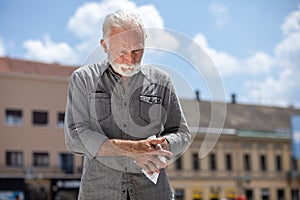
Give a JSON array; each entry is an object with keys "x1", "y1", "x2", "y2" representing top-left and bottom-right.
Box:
[
  {"x1": 32, "y1": 110, "x2": 49, "y2": 126},
  {"x1": 225, "y1": 153, "x2": 232, "y2": 171},
  {"x1": 243, "y1": 154, "x2": 252, "y2": 171},
  {"x1": 5, "y1": 108, "x2": 23, "y2": 126},
  {"x1": 192, "y1": 153, "x2": 200, "y2": 171},
  {"x1": 33, "y1": 152, "x2": 50, "y2": 167},
  {"x1": 6, "y1": 151, "x2": 24, "y2": 167},
  {"x1": 57, "y1": 112, "x2": 65, "y2": 128},
  {"x1": 209, "y1": 153, "x2": 217, "y2": 171},
  {"x1": 260, "y1": 154, "x2": 267, "y2": 172},
  {"x1": 275, "y1": 155, "x2": 282, "y2": 171}
]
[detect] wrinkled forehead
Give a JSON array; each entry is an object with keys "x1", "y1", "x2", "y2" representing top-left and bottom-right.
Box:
[{"x1": 106, "y1": 28, "x2": 145, "y2": 51}]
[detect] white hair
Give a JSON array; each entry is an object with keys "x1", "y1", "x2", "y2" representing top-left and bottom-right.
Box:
[{"x1": 102, "y1": 10, "x2": 145, "y2": 39}]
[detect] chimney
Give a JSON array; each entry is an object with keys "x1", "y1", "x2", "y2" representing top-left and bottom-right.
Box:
[
  {"x1": 195, "y1": 90, "x2": 200, "y2": 101},
  {"x1": 231, "y1": 93, "x2": 236, "y2": 104}
]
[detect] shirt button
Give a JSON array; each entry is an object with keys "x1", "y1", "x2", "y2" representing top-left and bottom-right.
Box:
[
  {"x1": 122, "y1": 190, "x2": 126, "y2": 193},
  {"x1": 124, "y1": 102, "x2": 127, "y2": 106},
  {"x1": 123, "y1": 124, "x2": 127, "y2": 128},
  {"x1": 124, "y1": 167, "x2": 128, "y2": 171}
]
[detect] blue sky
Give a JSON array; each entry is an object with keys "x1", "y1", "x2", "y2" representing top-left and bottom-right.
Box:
[{"x1": 1, "y1": 0, "x2": 300, "y2": 107}]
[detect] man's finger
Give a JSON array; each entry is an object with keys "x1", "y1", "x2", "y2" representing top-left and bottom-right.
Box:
[
  {"x1": 150, "y1": 156, "x2": 167, "y2": 169},
  {"x1": 146, "y1": 160, "x2": 160, "y2": 173},
  {"x1": 150, "y1": 149, "x2": 173, "y2": 157},
  {"x1": 148, "y1": 137, "x2": 165, "y2": 145}
]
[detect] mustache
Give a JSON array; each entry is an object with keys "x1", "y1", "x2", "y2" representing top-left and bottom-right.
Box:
[{"x1": 110, "y1": 62, "x2": 142, "y2": 77}]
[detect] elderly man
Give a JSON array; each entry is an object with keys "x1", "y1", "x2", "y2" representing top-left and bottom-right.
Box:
[{"x1": 64, "y1": 10, "x2": 190, "y2": 200}]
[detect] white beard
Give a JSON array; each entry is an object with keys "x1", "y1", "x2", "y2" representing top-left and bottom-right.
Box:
[{"x1": 110, "y1": 62, "x2": 141, "y2": 77}]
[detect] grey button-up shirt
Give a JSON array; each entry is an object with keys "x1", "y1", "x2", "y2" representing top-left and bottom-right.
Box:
[{"x1": 64, "y1": 61, "x2": 191, "y2": 200}]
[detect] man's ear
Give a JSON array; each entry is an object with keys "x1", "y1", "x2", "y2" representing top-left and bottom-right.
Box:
[{"x1": 100, "y1": 39, "x2": 108, "y2": 53}]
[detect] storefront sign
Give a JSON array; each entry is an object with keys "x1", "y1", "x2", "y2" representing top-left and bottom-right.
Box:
[{"x1": 56, "y1": 180, "x2": 80, "y2": 189}]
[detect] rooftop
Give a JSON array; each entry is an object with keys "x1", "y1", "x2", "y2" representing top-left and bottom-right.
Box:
[
  {"x1": 0, "y1": 57, "x2": 77, "y2": 78},
  {"x1": 181, "y1": 99, "x2": 300, "y2": 133}
]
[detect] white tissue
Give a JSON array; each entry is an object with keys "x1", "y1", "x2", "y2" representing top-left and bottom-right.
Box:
[
  {"x1": 141, "y1": 135, "x2": 166, "y2": 184},
  {"x1": 142, "y1": 155, "x2": 166, "y2": 184}
]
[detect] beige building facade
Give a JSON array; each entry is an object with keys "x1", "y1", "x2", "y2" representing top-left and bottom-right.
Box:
[
  {"x1": 0, "y1": 57, "x2": 82, "y2": 199},
  {"x1": 0, "y1": 57, "x2": 299, "y2": 200}
]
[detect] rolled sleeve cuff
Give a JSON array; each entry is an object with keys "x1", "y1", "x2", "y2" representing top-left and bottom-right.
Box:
[
  {"x1": 163, "y1": 134, "x2": 183, "y2": 157},
  {"x1": 84, "y1": 133, "x2": 108, "y2": 159}
]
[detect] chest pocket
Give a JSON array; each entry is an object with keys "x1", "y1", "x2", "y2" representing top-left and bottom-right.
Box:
[
  {"x1": 139, "y1": 95, "x2": 162, "y2": 123},
  {"x1": 89, "y1": 92, "x2": 111, "y2": 122}
]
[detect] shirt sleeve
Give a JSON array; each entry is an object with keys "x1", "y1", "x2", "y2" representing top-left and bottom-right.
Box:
[
  {"x1": 160, "y1": 77, "x2": 191, "y2": 157},
  {"x1": 64, "y1": 70, "x2": 108, "y2": 159}
]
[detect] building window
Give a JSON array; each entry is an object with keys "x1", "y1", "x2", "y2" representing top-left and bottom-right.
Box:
[
  {"x1": 5, "y1": 109, "x2": 23, "y2": 126},
  {"x1": 261, "y1": 188, "x2": 270, "y2": 200},
  {"x1": 225, "y1": 153, "x2": 232, "y2": 171},
  {"x1": 245, "y1": 189, "x2": 253, "y2": 200},
  {"x1": 192, "y1": 153, "x2": 199, "y2": 171},
  {"x1": 291, "y1": 189, "x2": 299, "y2": 200},
  {"x1": 292, "y1": 157, "x2": 298, "y2": 171},
  {"x1": 260, "y1": 155, "x2": 267, "y2": 171},
  {"x1": 32, "y1": 111, "x2": 48, "y2": 126},
  {"x1": 58, "y1": 153, "x2": 74, "y2": 174},
  {"x1": 175, "y1": 156, "x2": 182, "y2": 170},
  {"x1": 244, "y1": 154, "x2": 251, "y2": 171},
  {"x1": 174, "y1": 189, "x2": 184, "y2": 200},
  {"x1": 33, "y1": 152, "x2": 49, "y2": 167},
  {"x1": 209, "y1": 153, "x2": 217, "y2": 171},
  {"x1": 57, "y1": 112, "x2": 65, "y2": 128},
  {"x1": 6, "y1": 151, "x2": 23, "y2": 167},
  {"x1": 277, "y1": 189, "x2": 284, "y2": 200},
  {"x1": 275, "y1": 155, "x2": 282, "y2": 171}
]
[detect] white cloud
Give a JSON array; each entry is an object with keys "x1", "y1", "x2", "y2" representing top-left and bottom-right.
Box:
[
  {"x1": 0, "y1": 38, "x2": 5, "y2": 56},
  {"x1": 245, "y1": 68, "x2": 300, "y2": 107},
  {"x1": 23, "y1": 35, "x2": 78, "y2": 64},
  {"x1": 67, "y1": 0, "x2": 137, "y2": 39},
  {"x1": 23, "y1": 0, "x2": 176, "y2": 65},
  {"x1": 244, "y1": 52, "x2": 274, "y2": 74},
  {"x1": 193, "y1": 34, "x2": 240, "y2": 76},
  {"x1": 138, "y1": 4, "x2": 164, "y2": 29},
  {"x1": 275, "y1": 31, "x2": 300, "y2": 69},
  {"x1": 193, "y1": 34, "x2": 273, "y2": 76},
  {"x1": 67, "y1": 0, "x2": 165, "y2": 38},
  {"x1": 209, "y1": 2, "x2": 230, "y2": 27},
  {"x1": 192, "y1": 8, "x2": 300, "y2": 107},
  {"x1": 281, "y1": 4, "x2": 300, "y2": 35},
  {"x1": 244, "y1": 4, "x2": 300, "y2": 107},
  {"x1": 138, "y1": 5, "x2": 178, "y2": 53}
]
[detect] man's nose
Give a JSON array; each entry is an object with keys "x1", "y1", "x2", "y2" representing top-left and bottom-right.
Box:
[{"x1": 122, "y1": 51, "x2": 135, "y2": 65}]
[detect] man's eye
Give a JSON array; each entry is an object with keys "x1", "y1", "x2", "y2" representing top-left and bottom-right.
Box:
[
  {"x1": 118, "y1": 50, "x2": 127, "y2": 55},
  {"x1": 133, "y1": 49, "x2": 142, "y2": 54}
]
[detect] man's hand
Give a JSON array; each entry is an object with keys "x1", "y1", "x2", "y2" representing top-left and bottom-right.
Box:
[
  {"x1": 129, "y1": 138, "x2": 172, "y2": 175},
  {"x1": 98, "y1": 137, "x2": 173, "y2": 175}
]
